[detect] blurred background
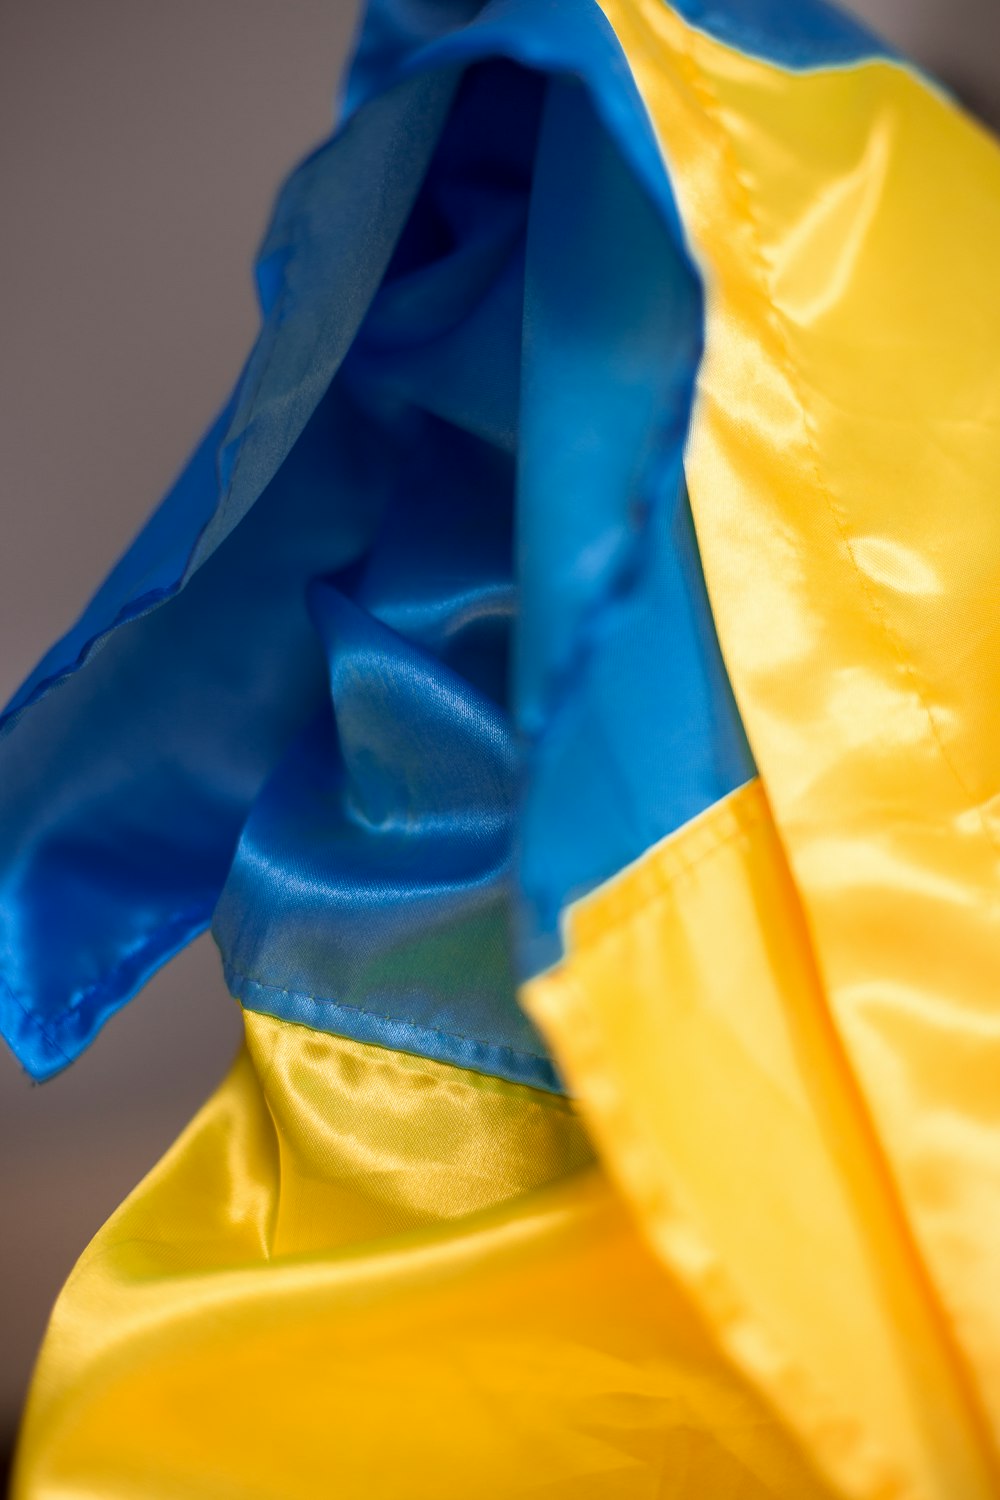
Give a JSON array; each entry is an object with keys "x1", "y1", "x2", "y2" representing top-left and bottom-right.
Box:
[{"x1": 1, "y1": 0, "x2": 998, "y2": 1485}]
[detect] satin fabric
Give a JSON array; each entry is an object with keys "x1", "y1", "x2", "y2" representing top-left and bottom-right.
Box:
[
  {"x1": 10, "y1": 3, "x2": 1000, "y2": 1499},
  {"x1": 660, "y1": 0, "x2": 893, "y2": 66},
  {"x1": 345, "y1": 0, "x2": 893, "y2": 106},
  {"x1": 0, "y1": 0, "x2": 752, "y2": 1084},
  {"x1": 12, "y1": 1009, "x2": 831, "y2": 1500},
  {"x1": 526, "y1": 782, "x2": 996, "y2": 1500},
  {"x1": 527, "y1": 4, "x2": 1000, "y2": 1496}
]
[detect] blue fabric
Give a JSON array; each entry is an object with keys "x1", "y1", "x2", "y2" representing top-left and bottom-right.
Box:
[
  {"x1": 343, "y1": 0, "x2": 894, "y2": 107},
  {"x1": 517, "y1": 76, "x2": 752, "y2": 971},
  {"x1": 0, "y1": 0, "x2": 756, "y2": 1085},
  {"x1": 0, "y1": 387, "x2": 394, "y2": 1074},
  {"x1": 664, "y1": 0, "x2": 894, "y2": 69}
]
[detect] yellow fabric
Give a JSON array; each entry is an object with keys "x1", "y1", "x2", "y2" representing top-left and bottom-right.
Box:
[
  {"x1": 526, "y1": 781, "x2": 994, "y2": 1500},
  {"x1": 17, "y1": 14, "x2": 1000, "y2": 1500},
  {"x1": 13, "y1": 1011, "x2": 832, "y2": 1500},
  {"x1": 527, "y1": 5, "x2": 1000, "y2": 1497}
]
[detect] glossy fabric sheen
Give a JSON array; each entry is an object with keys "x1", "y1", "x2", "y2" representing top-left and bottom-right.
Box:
[
  {"x1": 11, "y1": 5, "x2": 1000, "y2": 1500},
  {"x1": 663, "y1": 0, "x2": 894, "y2": 68},
  {"x1": 347, "y1": 0, "x2": 893, "y2": 102},
  {"x1": 0, "y1": 0, "x2": 752, "y2": 1083},
  {"x1": 528, "y1": 3, "x2": 1000, "y2": 1494},
  {"x1": 526, "y1": 783, "x2": 996, "y2": 1500},
  {"x1": 12, "y1": 1010, "x2": 832, "y2": 1500}
]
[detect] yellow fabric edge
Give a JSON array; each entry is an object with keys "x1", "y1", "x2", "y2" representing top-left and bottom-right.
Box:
[
  {"x1": 522, "y1": 778, "x2": 995, "y2": 1500},
  {"x1": 584, "y1": 0, "x2": 1000, "y2": 1485},
  {"x1": 14, "y1": 1007, "x2": 835, "y2": 1499}
]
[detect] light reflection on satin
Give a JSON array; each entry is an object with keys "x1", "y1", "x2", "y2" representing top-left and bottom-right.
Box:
[
  {"x1": 8, "y1": 3, "x2": 1000, "y2": 1500},
  {"x1": 527, "y1": 780, "x2": 997, "y2": 1500},
  {"x1": 11, "y1": 1010, "x2": 833, "y2": 1500},
  {"x1": 0, "y1": 12, "x2": 753, "y2": 1084},
  {"x1": 555, "y1": 0, "x2": 1000, "y2": 1490}
]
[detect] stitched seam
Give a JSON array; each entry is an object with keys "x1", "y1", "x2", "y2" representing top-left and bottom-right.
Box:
[
  {"x1": 660, "y1": 0, "x2": 898, "y2": 77},
  {"x1": 676, "y1": 39, "x2": 1000, "y2": 856},
  {"x1": 570, "y1": 785, "x2": 768, "y2": 950},
  {"x1": 0, "y1": 186, "x2": 299, "y2": 1057},
  {"x1": 0, "y1": 903, "x2": 210, "y2": 1059},
  {"x1": 226, "y1": 965, "x2": 553, "y2": 1076},
  {"x1": 528, "y1": 962, "x2": 914, "y2": 1500},
  {"x1": 0, "y1": 970, "x2": 72, "y2": 1069},
  {"x1": 241, "y1": 994, "x2": 578, "y2": 1116},
  {"x1": 664, "y1": 36, "x2": 1000, "y2": 1491}
]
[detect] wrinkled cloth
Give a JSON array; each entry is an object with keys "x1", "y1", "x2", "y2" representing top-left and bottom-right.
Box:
[{"x1": 7, "y1": 0, "x2": 1000, "y2": 1497}]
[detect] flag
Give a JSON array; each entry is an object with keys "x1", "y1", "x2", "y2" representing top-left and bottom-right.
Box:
[{"x1": 4, "y1": 1, "x2": 1000, "y2": 1495}]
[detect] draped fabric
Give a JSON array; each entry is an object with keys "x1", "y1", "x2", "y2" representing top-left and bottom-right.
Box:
[
  {"x1": 7, "y1": 0, "x2": 1000, "y2": 1496},
  {"x1": 15, "y1": 1010, "x2": 831, "y2": 1500},
  {"x1": 0, "y1": 6, "x2": 751, "y2": 1083}
]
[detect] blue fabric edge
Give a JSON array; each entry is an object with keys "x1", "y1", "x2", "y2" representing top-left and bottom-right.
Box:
[
  {"x1": 662, "y1": 0, "x2": 898, "y2": 71},
  {"x1": 227, "y1": 968, "x2": 564, "y2": 1095},
  {"x1": 0, "y1": 0, "x2": 708, "y2": 1086},
  {"x1": 0, "y1": 0, "x2": 924, "y2": 1086},
  {"x1": 0, "y1": 908, "x2": 212, "y2": 1082}
]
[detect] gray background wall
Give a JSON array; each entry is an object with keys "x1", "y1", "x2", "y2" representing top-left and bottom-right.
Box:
[{"x1": 1, "y1": 0, "x2": 998, "y2": 1477}]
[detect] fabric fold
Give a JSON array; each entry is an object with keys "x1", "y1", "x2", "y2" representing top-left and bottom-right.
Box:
[
  {"x1": 0, "y1": 0, "x2": 752, "y2": 1082},
  {"x1": 11, "y1": 1009, "x2": 833, "y2": 1500}
]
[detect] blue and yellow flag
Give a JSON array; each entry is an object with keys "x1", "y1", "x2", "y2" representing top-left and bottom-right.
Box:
[{"x1": 4, "y1": 0, "x2": 1000, "y2": 1495}]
